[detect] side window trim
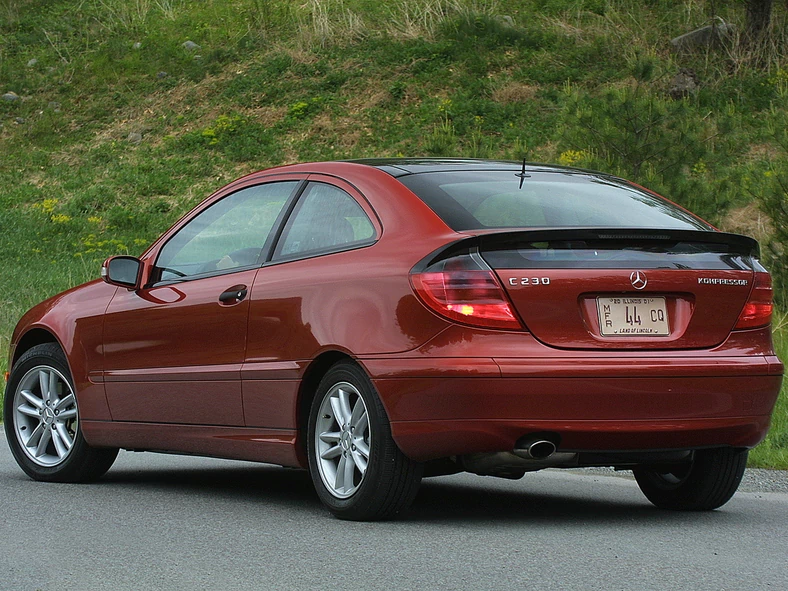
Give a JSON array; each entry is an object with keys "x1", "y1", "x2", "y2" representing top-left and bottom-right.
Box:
[
  {"x1": 147, "y1": 179, "x2": 307, "y2": 288},
  {"x1": 268, "y1": 181, "x2": 378, "y2": 264},
  {"x1": 259, "y1": 179, "x2": 308, "y2": 264},
  {"x1": 267, "y1": 237, "x2": 378, "y2": 266},
  {"x1": 150, "y1": 262, "x2": 262, "y2": 288}
]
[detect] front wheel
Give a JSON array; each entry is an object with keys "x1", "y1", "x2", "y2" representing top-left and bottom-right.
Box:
[
  {"x1": 307, "y1": 361, "x2": 423, "y2": 521},
  {"x1": 634, "y1": 447, "x2": 748, "y2": 511},
  {"x1": 4, "y1": 343, "x2": 118, "y2": 483}
]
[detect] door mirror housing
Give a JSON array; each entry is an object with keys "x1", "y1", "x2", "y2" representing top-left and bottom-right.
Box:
[{"x1": 102, "y1": 256, "x2": 143, "y2": 289}]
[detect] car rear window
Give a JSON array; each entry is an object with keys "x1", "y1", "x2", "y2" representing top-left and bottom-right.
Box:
[{"x1": 397, "y1": 170, "x2": 711, "y2": 231}]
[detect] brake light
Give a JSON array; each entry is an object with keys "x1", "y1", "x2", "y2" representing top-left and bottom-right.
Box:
[
  {"x1": 410, "y1": 252, "x2": 522, "y2": 330},
  {"x1": 734, "y1": 272, "x2": 773, "y2": 330}
]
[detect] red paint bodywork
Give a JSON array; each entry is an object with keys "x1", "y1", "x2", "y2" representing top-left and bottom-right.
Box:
[{"x1": 7, "y1": 161, "x2": 784, "y2": 469}]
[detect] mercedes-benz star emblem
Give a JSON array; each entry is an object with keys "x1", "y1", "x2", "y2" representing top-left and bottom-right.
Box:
[{"x1": 630, "y1": 270, "x2": 648, "y2": 290}]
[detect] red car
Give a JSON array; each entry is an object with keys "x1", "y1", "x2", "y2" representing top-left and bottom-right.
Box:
[{"x1": 5, "y1": 159, "x2": 783, "y2": 520}]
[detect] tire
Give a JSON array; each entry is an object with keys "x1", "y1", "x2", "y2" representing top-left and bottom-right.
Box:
[
  {"x1": 4, "y1": 343, "x2": 119, "y2": 483},
  {"x1": 307, "y1": 361, "x2": 423, "y2": 521},
  {"x1": 633, "y1": 447, "x2": 748, "y2": 511}
]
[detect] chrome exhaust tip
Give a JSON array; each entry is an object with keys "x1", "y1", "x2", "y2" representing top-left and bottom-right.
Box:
[{"x1": 514, "y1": 439, "x2": 557, "y2": 460}]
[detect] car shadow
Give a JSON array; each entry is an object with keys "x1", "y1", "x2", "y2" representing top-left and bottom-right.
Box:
[
  {"x1": 90, "y1": 459, "x2": 749, "y2": 525},
  {"x1": 412, "y1": 478, "x2": 656, "y2": 524},
  {"x1": 103, "y1": 460, "x2": 318, "y2": 504}
]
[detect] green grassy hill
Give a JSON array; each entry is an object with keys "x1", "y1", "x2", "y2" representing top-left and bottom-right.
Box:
[{"x1": 1, "y1": 0, "x2": 786, "y2": 467}]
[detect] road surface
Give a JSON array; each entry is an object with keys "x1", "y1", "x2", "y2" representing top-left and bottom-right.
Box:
[{"x1": 1, "y1": 431, "x2": 786, "y2": 591}]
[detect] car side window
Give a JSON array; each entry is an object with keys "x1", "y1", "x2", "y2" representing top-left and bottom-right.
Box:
[
  {"x1": 274, "y1": 182, "x2": 375, "y2": 259},
  {"x1": 155, "y1": 181, "x2": 297, "y2": 281}
]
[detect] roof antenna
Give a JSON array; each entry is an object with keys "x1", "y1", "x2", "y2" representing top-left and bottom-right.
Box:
[{"x1": 515, "y1": 157, "x2": 530, "y2": 189}]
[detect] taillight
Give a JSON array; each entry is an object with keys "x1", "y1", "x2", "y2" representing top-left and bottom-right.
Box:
[
  {"x1": 410, "y1": 252, "x2": 522, "y2": 330},
  {"x1": 734, "y1": 272, "x2": 773, "y2": 330}
]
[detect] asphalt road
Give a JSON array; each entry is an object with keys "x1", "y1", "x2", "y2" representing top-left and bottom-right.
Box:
[{"x1": 2, "y1": 431, "x2": 787, "y2": 591}]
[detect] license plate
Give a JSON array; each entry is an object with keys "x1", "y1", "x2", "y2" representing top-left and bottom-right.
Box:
[{"x1": 597, "y1": 296, "x2": 669, "y2": 336}]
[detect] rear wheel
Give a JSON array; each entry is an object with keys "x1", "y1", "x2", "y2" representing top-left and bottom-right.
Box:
[
  {"x1": 634, "y1": 447, "x2": 748, "y2": 511},
  {"x1": 4, "y1": 343, "x2": 118, "y2": 482},
  {"x1": 307, "y1": 361, "x2": 423, "y2": 521}
]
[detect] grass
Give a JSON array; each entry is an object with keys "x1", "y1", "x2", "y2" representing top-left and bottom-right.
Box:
[
  {"x1": 0, "y1": 0, "x2": 786, "y2": 466},
  {"x1": 750, "y1": 313, "x2": 788, "y2": 468}
]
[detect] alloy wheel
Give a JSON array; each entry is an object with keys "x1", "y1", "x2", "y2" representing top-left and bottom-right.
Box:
[
  {"x1": 13, "y1": 365, "x2": 79, "y2": 467},
  {"x1": 314, "y1": 381, "x2": 371, "y2": 499}
]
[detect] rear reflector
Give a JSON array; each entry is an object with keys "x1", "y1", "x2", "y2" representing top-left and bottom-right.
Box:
[
  {"x1": 734, "y1": 272, "x2": 773, "y2": 330},
  {"x1": 410, "y1": 252, "x2": 522, "y2": 330}
]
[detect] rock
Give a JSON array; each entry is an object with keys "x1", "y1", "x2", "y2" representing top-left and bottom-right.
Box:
[
  {"x1": 127, "y1": 132, "x2": 143, "y2": 144},
  {"x1": 2, "y1": 91, "x2": 20, "y2": 102},
  {"x1": 27, "y1": 58, "x2": 38, "y2": 67},
  {"x1": 132, "y1": 42, "x2": 142, "y2": 49},
  {"x1": 182, "y1": 40, "x2": 200, "y2": 51},
  {"x1": 15, "y1": 117, "x2": 25, "y2": 124},
  {"x1": 157, "y1": 71, "x2": 168, "y2": 79},
  {"x1": 671, "y1": 20, "x2": 734, "y2": 49},
  {"x1": 498, "y1": 15, "x2": 514, "y2": 27},
  {"x1": 669, "y1": 68, "x2": 699, "y2": 100}
]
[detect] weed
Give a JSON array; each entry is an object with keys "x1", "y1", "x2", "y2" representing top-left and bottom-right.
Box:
[
  {"x1": 295, "y1": 0, "x2": 368, "y2": 48},
  {"x1": 426, "y1": 115, "x2": 457, "y2": 155},
  {"x1": 558, "y1": 148, "x2": 590, "y2": 167},
  {"x1": 388, "y1": 80, "x2": 408, "y2": 102},
  {"x1": 466, "y1": 115, "x2": 495, "y2": 157},
  {"x1": 286, "y1": 97, "x2": 324, "y2": 121},
  {"x1": 385, "y1": 0, "x2": 456, "y2": 40}
]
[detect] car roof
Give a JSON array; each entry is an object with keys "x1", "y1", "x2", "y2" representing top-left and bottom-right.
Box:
[{"x1": 347, "y1": 158, "x2": 598, "y2": 178}]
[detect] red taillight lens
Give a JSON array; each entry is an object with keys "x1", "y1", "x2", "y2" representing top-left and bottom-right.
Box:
[
  {"x1": 734, "y1": 272, "x2": 773, "y2": 330},
  {"x1": 410, "y1": 253, "x2": 522, "y2": 330}
]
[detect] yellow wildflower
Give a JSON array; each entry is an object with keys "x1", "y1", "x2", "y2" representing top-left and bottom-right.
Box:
[{"x1": 558, "y1": 150, "x2": 589, "y2": 167}]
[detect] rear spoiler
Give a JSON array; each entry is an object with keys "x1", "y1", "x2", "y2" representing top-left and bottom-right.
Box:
[{"x1": 414, "y1": 228, "x2": 760, "y2": 271}]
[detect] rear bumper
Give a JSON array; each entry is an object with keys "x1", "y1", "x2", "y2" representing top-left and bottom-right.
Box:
[{"x1": 362, "y1": 355, "x2": 783, "y2": 462}]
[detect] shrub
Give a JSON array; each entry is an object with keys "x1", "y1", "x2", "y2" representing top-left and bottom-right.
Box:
[
  {"x1": 758, "y1": 114, "x2": 788, "y2": 306},
  {"x1": 557, "y1": 57, "x2": 733, "y2": 221}
]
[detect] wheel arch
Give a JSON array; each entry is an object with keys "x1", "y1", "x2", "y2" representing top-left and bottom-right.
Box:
[
  {"x1": 295, "y1": 350, "x2": 358, "y2": 464},
  {"x1": 12, "y1": 328, "x2": 62, "y2": 367}
]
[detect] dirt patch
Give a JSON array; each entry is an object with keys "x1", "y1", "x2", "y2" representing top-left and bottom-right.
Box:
[
  {"x1": 492, "y1": 82, "x2": 540, "y2": 104},
  {"x1": 718, "y1": 202, "x2": 773, "y2": 242},
  {"x1": 241, "y1": 105, "x2": 288, "y2": 127},
  {"x1": 49, "y1": 142, "x2": 87, "y2": 167},
  {"x1": 346, "y1": 89, "x2": 389, "y2": 113},
  {"x1": 745, "y1": 143, "x2": 783, "y2": 162},
  {"x1": 273, "y1": 44, "x2": 319, "y2": 65},
  {"x1": 89, "y1": 62, "x2": 250, "y2": 148},
  {"x1": 529, "y1": 140, "x2": 560, "y2": 164},
  {"x1": 309, "y1": 113, "x2": 362, "y2": 150},
  {"x1": 25, "y1": 171, "x2": 51, "y2": 188},
  {"x1": 544, "y1": 16, "x2": 585, "y2": 40}
]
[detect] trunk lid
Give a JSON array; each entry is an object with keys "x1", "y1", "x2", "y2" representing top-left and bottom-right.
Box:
[{"x1": 474, "y1": 228, "x2": 758, "y2": 350}]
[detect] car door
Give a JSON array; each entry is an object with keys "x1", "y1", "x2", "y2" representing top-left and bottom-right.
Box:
[
  {"x1": 242, "y1": 178, "x2": 380, "y2": 429},
  {"x1": 103, "y1": 179, "x2": 302, "y2": 425}
]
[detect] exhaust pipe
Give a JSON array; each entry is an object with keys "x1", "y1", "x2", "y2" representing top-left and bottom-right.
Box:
[
  {"x1": 461, "y1": 436, "x2": 574, "y2": 478},
  {"x1": 514, "y1": 438, "x2": 557, "y2": 460}
]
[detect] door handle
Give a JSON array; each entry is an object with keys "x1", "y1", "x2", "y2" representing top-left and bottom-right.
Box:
[{"x1": 219, "y1": 285, "x2": 248, "y2": 304}]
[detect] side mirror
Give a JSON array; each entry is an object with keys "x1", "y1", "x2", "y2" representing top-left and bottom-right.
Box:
[{"x1": 102, "y1": 256, "x2": 143, "y2": 289}]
